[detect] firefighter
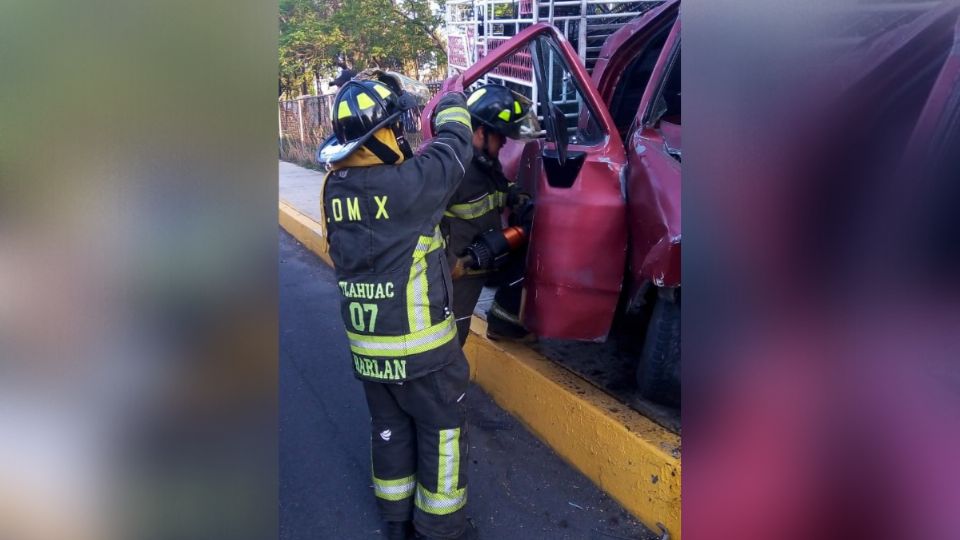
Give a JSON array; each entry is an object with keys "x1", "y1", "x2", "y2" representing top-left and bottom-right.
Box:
[
  {"x1": 318, "y1": 79, "x2": 477, "y2": 540},
  {"x1": 441, "y1": 83, "x2": 535, "y2": 346}
]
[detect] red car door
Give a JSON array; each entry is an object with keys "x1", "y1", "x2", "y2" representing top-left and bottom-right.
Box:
[
  {"x1": 590, "y1": 1, "x2": 681, "y2": 303},
  {"x1": 423, "y1": 23, "x2": 628, "y2": 341}
]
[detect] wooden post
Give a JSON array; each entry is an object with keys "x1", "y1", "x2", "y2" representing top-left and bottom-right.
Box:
[
  {"x1": 278, "y1": 102, "x2": 284, "y2": 156},
  {"x1": 297, "y1": 98, "x2": 305, "y2": 148}
]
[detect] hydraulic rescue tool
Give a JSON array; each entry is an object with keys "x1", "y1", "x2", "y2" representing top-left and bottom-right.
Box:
[{"x1": 460, "y1": 225, "x2": 527, "y2": 271}]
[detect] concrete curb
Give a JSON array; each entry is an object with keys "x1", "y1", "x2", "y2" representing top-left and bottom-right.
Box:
[
  {"x1": 464, "y1": 318, "x2": 681, "y2": 539},
  {"x1": 279, "y1": 200, "x2": 333, "y2": 267},
  {"x1": 278, "y1": 200, "x2": 682, "y2": 539}
]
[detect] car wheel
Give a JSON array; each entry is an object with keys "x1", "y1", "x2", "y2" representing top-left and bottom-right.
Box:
[{"x1": 636, "y1": 292, "x2": 680, "y2": 407}]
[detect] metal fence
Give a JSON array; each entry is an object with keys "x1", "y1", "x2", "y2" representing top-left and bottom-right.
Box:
[
  {"x1": 279, "y1": 82, "x2": 445, "y2": 166},
  {"x1": 278, "y1": 95, "x2": 335, "y2": 165}
]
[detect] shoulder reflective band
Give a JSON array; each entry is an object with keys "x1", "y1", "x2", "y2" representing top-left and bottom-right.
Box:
[
  {"x1": 407, "y1": 228, "x2": 445, "y2": 332},
  {"x1": 416, "y1": 427, "x2": 466, "y2": 516},
  {"x1": 434, "y1": 106, "x2": 472, "y2": 130},
  {"x1": 444, "y1": 191, "x2": 507, "y2": 220},
  {"x1": 373, "y1": 474, "x2": 416, "y2": 502},
  {"x1": 347, "y1": 316, "x2": 457, "y2": 358}
]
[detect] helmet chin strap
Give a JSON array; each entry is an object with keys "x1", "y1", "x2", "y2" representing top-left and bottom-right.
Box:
[
  {"x1": 362, "y1": 122, "x2": 411, "y2": 164},
  {"x1": 394, "y1": 122, "x2": 414, "y2": 159},
  {"x1": 363, "y1": 136, "x2": 400, "y2": 164}
]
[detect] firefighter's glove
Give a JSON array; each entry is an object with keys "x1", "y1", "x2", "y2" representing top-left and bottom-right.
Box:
[
  {"x1": 433, "y1": 92, "x2": 472, "y2": 132},
  {"x1": 506, "y1": 184, "x2": 531, "y2": 209},
  {"x1": 505, "y1": 184, "x2": 533, "y2": 228}
]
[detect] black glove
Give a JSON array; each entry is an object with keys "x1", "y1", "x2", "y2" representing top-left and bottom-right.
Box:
[
  {"x1": 506, "y1": 183, "x2": 531, "y2": 209},
  {"x1": 506, "y1": 184, "x2": 534, "y2": 231},
  {"x1": 433, "y1": 92, "x2": 472, "y2": 132}
]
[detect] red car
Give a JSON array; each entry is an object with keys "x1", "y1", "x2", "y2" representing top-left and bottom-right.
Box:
[{"x1": 424, "y1": 0, "x2": 681, "y2": 405}]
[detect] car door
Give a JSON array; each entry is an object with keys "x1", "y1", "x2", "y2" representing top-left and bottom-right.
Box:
[
  {"x1": 422, "y1": 23, "x2": 628, "y2": 341},
  {"x1": 625, "y1": 18, "x2": 681, "y2": 300},
  {"x1": 590, "y1": 2, "x2": 681, "y2": 305}
]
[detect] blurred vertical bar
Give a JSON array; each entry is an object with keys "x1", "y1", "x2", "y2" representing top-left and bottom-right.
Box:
[
  {"x1": 0, "y1": 2, "x2": 278, "y2": 540},
  {"x1": 682, "y1": 0, "x2": 960, "y2": 540},
  {"x1": 685, "y1": 0, "x2": 960, "y2": 539}
]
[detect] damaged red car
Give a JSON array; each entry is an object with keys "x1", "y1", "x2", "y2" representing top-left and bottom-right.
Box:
[{"x1": 424, "y1": 0, "x2": 681, "y2": 405}]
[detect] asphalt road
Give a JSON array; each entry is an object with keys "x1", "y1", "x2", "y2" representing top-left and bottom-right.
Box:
[{"x1": 279, "y1": 229, "x2": 656, "y2": 540}]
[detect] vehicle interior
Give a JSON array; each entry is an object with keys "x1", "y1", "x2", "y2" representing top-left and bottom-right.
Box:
[
  {"x1": 652, "y1": 46, "x2": 681, "y2": 160},
  {"x1": 606, "y1": 21, "x2": 675, "y2": 140},
  {"x1": 475, "y1": 36, "x2": 606, "y2": 189},
  {"x1": 531, "y1": 36, "x2": 604, "y2": 187}
]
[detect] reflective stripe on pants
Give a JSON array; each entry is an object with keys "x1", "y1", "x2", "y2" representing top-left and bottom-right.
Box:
[{"x1": 415, "y1": 427, "x2": 467, "y2": 516}]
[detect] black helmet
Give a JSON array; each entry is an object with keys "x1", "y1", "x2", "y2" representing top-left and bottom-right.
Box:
[
  {"x1": 318, "y1": 79, "x2": 416, "y2": 165},
  {"x1": 466, "y1": 84, "x2": 531, "y2": 139}
]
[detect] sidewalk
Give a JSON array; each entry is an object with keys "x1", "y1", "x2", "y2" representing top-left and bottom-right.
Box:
[
  {"x1": 278, "y1": 159, "x2": 682, "y2": 539},
  {"x1": 279, "y1": 160, "x2": 325, "y2": 224}
]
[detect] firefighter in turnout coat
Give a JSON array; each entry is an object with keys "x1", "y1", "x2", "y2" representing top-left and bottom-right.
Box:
[
  {"x1": 442, "y1": 84, "x2": 536, "y2": 346},
  {"x1": 318, "y1": 78, "x2": 476, "y2": 540}
]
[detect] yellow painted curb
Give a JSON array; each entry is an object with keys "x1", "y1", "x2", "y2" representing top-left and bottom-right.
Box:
[
  {"x1": 279, "y1": 200, "x2": 334, "y2": 268},
  {"x1": 464, "y1": 317, "x2": 681, "y2": 539},
  {"x1": 278, "y1": 201, "x2": 681, "y2": 538}
]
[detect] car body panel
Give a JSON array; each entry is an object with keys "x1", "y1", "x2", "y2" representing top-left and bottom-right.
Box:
[
  {"x1": 423, "y1": 23, "x2": 628, "y2": 340},
  {"x1": 625, "y1": 19, "x2": 682, "y2": 294}
]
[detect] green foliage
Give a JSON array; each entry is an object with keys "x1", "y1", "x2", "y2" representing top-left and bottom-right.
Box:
[{"x1": 279, "y1": 0, "x2": 447, "y2": 99}]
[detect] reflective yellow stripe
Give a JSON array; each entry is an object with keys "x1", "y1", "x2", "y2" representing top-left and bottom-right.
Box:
[
  {"x1": 406, "y1": 228, "x2": 444, "y2": 332},
  {"x1": 467, "y1": 88, "x2": 487, "y2": 106},
  {"x1": 416, "y1": 428, "x2": 465, "y2": 515},
  {"x1": 373, "y1": 83, "x2": 392, "y2": 98},
  {"x1": 435, "y1": 107, "x2": 472, "y2": 129},
  {"x1": 439, "y1": 428, "x2": 460, "y2": 493},
  {"x1": 444, "y1": 191, "x2": 507, "y2": 220},
  {"x1": 356, "y1": 93, "x2": 375, "y2": 110},
  {"x1": 408, "y1": 258, "x2": 429, "y2": 331},
  {"x1": 415, "y1": 485, "x2": 467, "y2": 515},
  {"x1": 498, "y1": 109, "x2": 511, "y2": 121},
  {"x1": 337, "y1": 100, "x2": 352, "y2": 119},
  {"x1": 373, "y1": 474, "x2": 416, "y2": 502},
  {"x1": 348, "y1": 316, "x2": 457, "y2": 357}
]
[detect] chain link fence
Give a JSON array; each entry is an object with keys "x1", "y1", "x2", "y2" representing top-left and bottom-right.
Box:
[{"x1": 279, "y1": 81, "x2": 445, "y2": 167}]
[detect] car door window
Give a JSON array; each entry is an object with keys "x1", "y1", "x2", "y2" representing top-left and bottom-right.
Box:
[
  {"x1": 533, "y1": 36, "x2": 605, "y2": 146},
  {"x1": 471, "y1": 36, "x2": 606, "y2": 147},
  {"x1": 607, "y1": 22, "x2": 674, "y2": 139},
  {"x1": 649, "y1": 45, "x2": 680, "y2": 128}
]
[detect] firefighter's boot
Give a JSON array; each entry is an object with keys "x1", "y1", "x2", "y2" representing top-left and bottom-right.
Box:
[
  {"x1": 385, "y1": 521, "x2": 416, "y2": 540},
  {"x1": 486, "y1": 300, "x2": 534, "y2": 343},
  {"x1": 417, "y1": 518, "x2": 479, "y2": 540}
]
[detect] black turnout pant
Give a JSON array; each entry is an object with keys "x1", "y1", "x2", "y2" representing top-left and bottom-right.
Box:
[{"x1": 362, "y1": 356, "x2": 470, "y2": 539}]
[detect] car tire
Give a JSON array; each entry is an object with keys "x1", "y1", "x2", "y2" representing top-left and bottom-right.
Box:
[{"x1": 636, "y1": 292, "x2": 680, "y2": 407}]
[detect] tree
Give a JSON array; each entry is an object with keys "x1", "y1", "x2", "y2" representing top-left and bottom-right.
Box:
[{"x1": 279, "y1": 0, "x2": 447, "y2": 99}]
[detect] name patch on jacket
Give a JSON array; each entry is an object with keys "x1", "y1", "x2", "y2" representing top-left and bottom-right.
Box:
[
  {"x1": 339, "y1": 280, "x2": 395, "y2": 299},
  {"x1": 328, "y1": 196, "x2": 390, "y2": 222},
  {"x1": 353, "y1": 354, "x2": 407, "y2": 381}
]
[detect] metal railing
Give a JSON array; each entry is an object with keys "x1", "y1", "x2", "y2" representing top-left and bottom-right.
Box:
[{"x1": 446, "y1": 0, "x2": 663, "y2": 77}]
